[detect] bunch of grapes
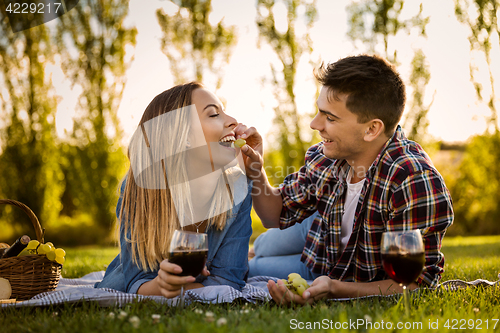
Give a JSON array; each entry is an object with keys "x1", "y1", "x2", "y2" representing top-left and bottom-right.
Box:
[
  {"x1": 280, "y1": 273, "x2": 310, "y2": 297},
  {"x1": 18, "y1": 240, "x2": 66, "y2": 265}
]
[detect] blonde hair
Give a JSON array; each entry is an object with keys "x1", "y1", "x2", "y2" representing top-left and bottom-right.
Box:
[{"x1": 119, "y1": 82, "x2": 233, "y2": 271}]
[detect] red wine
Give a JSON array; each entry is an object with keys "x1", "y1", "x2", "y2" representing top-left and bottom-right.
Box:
[
  {"x1": 382, "y1": 252, "x2": 425, "y2": 285},
  {"x1": 168, "y1": 250, "x2": 208, "y2": 277}
]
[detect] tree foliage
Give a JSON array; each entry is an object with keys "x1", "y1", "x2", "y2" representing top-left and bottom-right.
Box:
[
  {"x1": 156, "y1": 0, "x2": 237, "y2": 90},
  {"x1": 403, "y1": 49, "x2": 435, "y2": 145},
  {"x1": 449, "y1": 0, "x2": 500, "y2": 235},
  {"x1": 347, "y1": 0, "x2": 433, "y2": 145},
  {"x1": 450, "y1": 132, "x2": 500, "y2": 234},
  {"x1": 0, "y1": 8, "x2": 63, "y2": 237},
  {"x1": 54, "y1": 0, "x2": 136, "y2": 232},
  {"x1": 256, "y1": 0, "x2": 318, "y2": 184},
  {"x1": 455, "y1": 0, "x2": 499, "y2": 132}
]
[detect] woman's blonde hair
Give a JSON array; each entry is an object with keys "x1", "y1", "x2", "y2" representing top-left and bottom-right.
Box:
[{"x1": 119, "y1": 82, "x2": 233, "y2": 271}]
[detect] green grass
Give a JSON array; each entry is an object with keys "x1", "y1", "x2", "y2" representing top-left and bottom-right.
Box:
[{"x1": 1, "y1": 235, "x2": 499, "y2": 333}]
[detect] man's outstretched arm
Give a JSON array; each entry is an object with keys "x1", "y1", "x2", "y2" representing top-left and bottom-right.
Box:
[
  {"x1": 241, "y1": 144, "x2": 282, "y2": 228},
  {"x1": 235, "y1": 124, "x2": 282, "y2": 228},
  {"x1": 267, "y1": 276, "x2": 419, "y2": 306}
]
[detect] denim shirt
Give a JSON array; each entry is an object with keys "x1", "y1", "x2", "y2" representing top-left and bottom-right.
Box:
[{"x1": 95, "y1": 179, "x2": 253, "y2": 294}]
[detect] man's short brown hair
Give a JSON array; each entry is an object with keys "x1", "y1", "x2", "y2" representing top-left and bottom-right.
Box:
[{"x1": 315, "y1": 55, "x2": 406, "y2": 136}]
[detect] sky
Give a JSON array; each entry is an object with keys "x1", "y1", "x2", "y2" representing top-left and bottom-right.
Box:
[{"x1": 51, "y1": 0, "x2": 500, "y2": 146}]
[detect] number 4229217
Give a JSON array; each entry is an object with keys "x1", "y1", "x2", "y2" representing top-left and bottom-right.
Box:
[
  {"x1": 6, "y1": 2, "x2": 62, "y2": 14},
  {"x1": 444, "y1": 319, "x2": 498, "y2": 330}
]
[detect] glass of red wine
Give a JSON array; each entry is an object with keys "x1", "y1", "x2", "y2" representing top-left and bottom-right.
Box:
[
  {"x1": 381, "y1": 230, "x2": 425, "y2": 315},
  {"x1": 167, "y1": 230, "x2": 208, "y2": 307}
]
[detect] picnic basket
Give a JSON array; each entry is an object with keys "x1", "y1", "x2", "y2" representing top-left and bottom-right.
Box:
[{"x1": 0, "y1": 199, "x2": 62, "y2": 301}]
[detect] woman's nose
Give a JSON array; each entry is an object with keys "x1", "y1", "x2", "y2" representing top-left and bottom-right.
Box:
[{"x1": 225, "y1": 114, "x2": 237, "y2": 128}]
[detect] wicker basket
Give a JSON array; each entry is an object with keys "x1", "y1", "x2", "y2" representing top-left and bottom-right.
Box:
[{"x1": 0, "y1": 199, "x2": 62, "y2": 300}]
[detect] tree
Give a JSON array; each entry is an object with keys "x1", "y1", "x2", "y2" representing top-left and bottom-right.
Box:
[
  {"x1": 54, "y1": 0, "x2": 137, "y2": 233},
  {"x1": 450, "y1": 0, "x2": 500, "y2": 235},
  {"x1": 451, "y1": 132, "x2": 500, "y2": 235},
  {"x1": 347, "y1": 0, "x2": 433, "y2": 144},
  {"x1": 403, "y1": 49, "x2": 435, "y2": 144},
  {"x1": 455, "y1": 0, "x2": 499, "y2": 132},
  {"x1": 0, "y1": 8, "x2": 63, "y2": 240},
  {"x1": 156, "y1": 0, "x2": 237, "y2": 90},
  {"x1": 256, "y1": 0, "x2": 318, "y2": 185}
]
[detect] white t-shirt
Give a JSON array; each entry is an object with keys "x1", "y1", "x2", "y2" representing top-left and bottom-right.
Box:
[{"x1": 339, "y1": 170, "x2": 365, "y2": 254}]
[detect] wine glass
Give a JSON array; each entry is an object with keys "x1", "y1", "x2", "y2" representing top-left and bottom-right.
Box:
[
  {"x1": 381, "y1": 230, "x2": 425, "y2": 316},
  {"x1": 167, "y1": 230, "x2": 208, "y2": 307}
]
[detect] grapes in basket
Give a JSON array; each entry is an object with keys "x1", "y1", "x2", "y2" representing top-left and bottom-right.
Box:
[{"x1": 18, "y1": 239, "x2": 66, "y2": 264}]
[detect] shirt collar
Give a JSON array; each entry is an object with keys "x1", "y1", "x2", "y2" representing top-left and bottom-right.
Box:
[{"x1": 366, "y1": 125, "x2": 406, "y2": 178}]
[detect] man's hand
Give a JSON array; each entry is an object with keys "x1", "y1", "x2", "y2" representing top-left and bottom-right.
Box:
[
  {"x1": 267, "y1": 279, "x2": 312, "y2": 306},
  {"x1": 302, "y1": 276, "x2": 335, "y2": 301},
  {"x1": 234, "y1": 123, "x2": 264, "y2": 180},
  {"x1": 268, "y1": 275, "x2": 420, "y2": 306},
  {"x1": 267, "y1": 276, "x2": 334, "y2": 306},
  {"x1": 234, "y1": 122, "x2": 282, "y2": 228}
]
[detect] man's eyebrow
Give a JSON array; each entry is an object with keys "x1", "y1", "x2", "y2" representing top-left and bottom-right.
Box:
[
  {"x1": 319, "y1": 109, "x2": 340, "y2": 119},
  {"x1": 203, "y1": 104, "x2": 221, "y2": 112}
]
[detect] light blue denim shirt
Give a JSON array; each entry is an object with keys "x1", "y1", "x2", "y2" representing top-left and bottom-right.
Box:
[{"x1": 95, "y1": 179, "x2": 253, "y2": 294}]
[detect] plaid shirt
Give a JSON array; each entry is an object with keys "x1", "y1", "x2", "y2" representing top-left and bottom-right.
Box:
[{"x1": 279, "y1": 126, "x2": 453, "y2": 288}]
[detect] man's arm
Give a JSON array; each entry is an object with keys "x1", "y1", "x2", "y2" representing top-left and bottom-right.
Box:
[
  {"x1": 267, "y1": 276, "x2": 418, "y2": 305},
  {"x1": 245, "y1": 157, "x2": 282, "y2": 228},
  {"x1": 235, "y1": 124, "x2": 282, "y2": 228}
]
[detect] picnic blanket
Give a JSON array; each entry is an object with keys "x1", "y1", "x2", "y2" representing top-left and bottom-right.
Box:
[
  {"x1": 1, "y1": 272, "x2": 498, "y2": 308},
  {"x1": 0, "y1": 271, "x2": 276, "y2": 308}
]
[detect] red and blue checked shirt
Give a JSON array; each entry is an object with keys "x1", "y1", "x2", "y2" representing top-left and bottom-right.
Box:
[{"x1": 279, "y1": 126, "x2": 454, "y2": 288}]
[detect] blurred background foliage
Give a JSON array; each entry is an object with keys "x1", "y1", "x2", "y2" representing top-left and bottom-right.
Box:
[{"x1": 0, "y1": 0, "x2": 499, "y2": 246}]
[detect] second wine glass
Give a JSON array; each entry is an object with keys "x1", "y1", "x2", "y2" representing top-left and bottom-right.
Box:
[
  {"x1": 381, "y1": 230, "x2": 425, "y2": 316},
  {"x1": 167, "y1": 230, "x2": 208, "y2": 307}
]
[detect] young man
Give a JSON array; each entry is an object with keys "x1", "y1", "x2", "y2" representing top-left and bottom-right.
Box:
[{"x1": 238, "y1": 55, "x2": 454, "y2": 305}]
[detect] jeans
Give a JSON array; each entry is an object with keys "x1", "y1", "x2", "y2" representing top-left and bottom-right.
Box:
[{"x1": 248, "y1": 212, "x2": 321, "y2": 280}]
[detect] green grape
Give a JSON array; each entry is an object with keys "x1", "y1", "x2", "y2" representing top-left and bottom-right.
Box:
[
  {"x1": 55, "y1": 248, "x2": 66, "y2": 257},
  {"x1": 55, "y1": 256, "x2": 65, "y2": 265},
  {"x1": 291, "y1": 277, "x2": 304, "y2": 288},
  {"x1": 38, "y1": 243, "x2": 51, "y2": 255},
  {"x1": 46, "y1": 242, "x2": 54, "y2": 248},
  {"x1": 18, "y1": 249, "x2": 31, "y2": 256},
  {"x1": 37, "y1": 244, "x2": 46, "y2": 254},
  {"x1": 234, "y1": 138, "x2": 246, "y2": 148},
  {"x1": 295, "y1": 284, "x2": 306, "y2": 296},
  {"x1": 46, "y1": 250, "x2": 56, "y2": 261},
  {"x1": 26, "y1": 240, "x2": 39, "y2": 250},
  {"x1": 283, "y1": 273, "x2": 310, "y2": 296}
]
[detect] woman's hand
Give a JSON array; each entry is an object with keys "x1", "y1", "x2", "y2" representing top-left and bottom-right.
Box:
[
  {"x1": 153, "y1": 260, "x2": 209, "y2": 298},
  {"x1": 234, "y1": 123, "x2": 264, "y2": 180}
]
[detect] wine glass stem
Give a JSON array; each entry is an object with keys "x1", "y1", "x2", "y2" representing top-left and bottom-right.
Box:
[
  {"x1": 403, "y1": 285, "x2": 410, "y2": 317},
  {"x1": 180, "y1": 285, "x2": 185, "y2": 308}
]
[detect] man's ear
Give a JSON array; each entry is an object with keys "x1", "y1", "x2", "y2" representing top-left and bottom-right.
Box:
[{"x1": 363, "y1": 119, "x2": 385, "y2": 142}]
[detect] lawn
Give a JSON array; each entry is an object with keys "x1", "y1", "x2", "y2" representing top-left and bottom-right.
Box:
[{"x1": 1, "y1": 235, "x2": 499, "y2": 333}]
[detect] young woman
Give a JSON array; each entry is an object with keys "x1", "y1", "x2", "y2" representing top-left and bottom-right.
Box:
[{"x1": 95, "y1": 82, "x2": 253, "y2": 298}]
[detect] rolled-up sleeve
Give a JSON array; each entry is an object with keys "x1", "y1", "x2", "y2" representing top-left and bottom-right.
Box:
[{"x1": 279, "y1": 144, "x2": 332, "y2": 229}]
